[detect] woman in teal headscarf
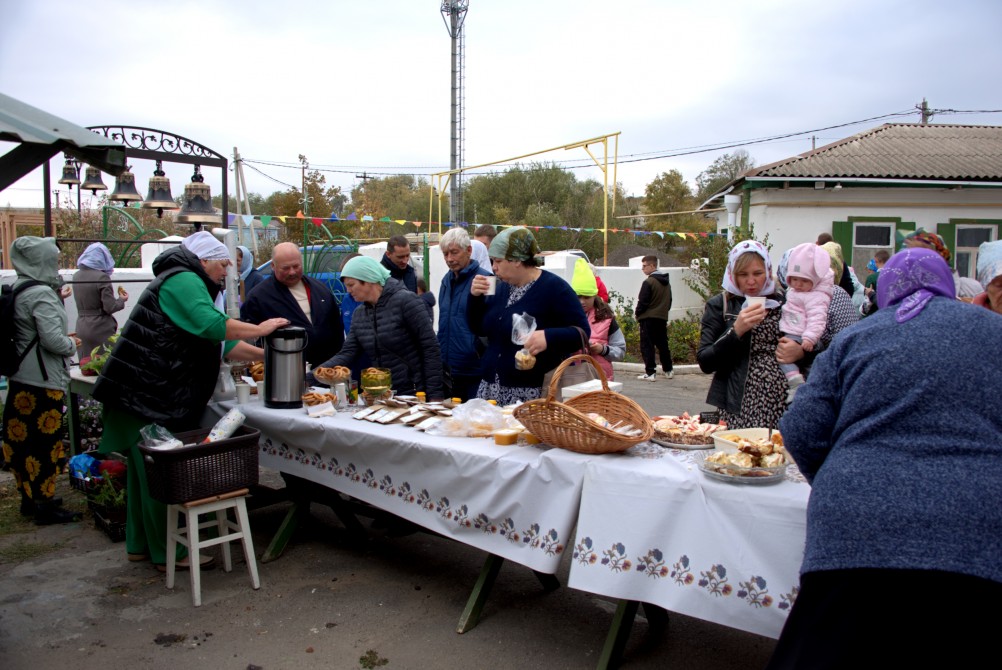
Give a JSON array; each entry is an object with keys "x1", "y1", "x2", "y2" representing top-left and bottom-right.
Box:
[{"x1": 315, "y1": 256, "x2": 444, "y2": 399}]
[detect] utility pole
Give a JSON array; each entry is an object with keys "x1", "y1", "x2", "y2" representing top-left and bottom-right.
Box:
[
  {"x1": 299, "y1": 154, "x2": 311, "y2": 217},
  {"x1": 441, "y1": 1, "x2": 469, "y2": 224},
  {"x1": 917, "y1": 98, "x2": 934, "y2": 125}
]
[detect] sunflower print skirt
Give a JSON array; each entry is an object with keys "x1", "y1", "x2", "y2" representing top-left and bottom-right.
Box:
[{"x1": 2, "y1": 380, "x2": 67, "y2": 501}]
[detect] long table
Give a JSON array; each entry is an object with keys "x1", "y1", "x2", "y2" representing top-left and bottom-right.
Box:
[
  {"x1": 566, "y1": 442, "x2": 809, "y2": 641},
  {"x1": 220, "y1": 398, "x2": 809, "y2": 656},
  {"x1": 229, "y1": 400, "x2": 584, "y2": 574}
]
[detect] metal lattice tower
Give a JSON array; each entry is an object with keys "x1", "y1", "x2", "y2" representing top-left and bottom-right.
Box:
[{"x1": 441, "y1": 1, "x2": 468, "y2": 224}]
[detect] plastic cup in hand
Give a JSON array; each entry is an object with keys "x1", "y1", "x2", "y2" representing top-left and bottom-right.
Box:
[
  {"x1": 746, "y1": 296, "x2": 766, "y2": 308},
  {"x1": 485, "y1": 276, "x2": 497, "y2": 296}
]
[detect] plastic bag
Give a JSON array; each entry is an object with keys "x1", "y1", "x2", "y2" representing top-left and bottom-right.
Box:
[
  {"x1": 511, "y1": 313, "x2": 537, "y2": 370},
  {"x1": 139, "y1": 423, "x2": 183, "y2": 451},
  {"x1": 511, "y1": 312, "x2": 536, "y2": 344},
  {"x1": 426, "y1": 398, "x2": 506, "y2": 438}
]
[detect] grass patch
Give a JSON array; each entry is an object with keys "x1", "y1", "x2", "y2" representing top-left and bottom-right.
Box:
[{"x1": 0, "y1": 537, "x2": 67, "y2": 564}]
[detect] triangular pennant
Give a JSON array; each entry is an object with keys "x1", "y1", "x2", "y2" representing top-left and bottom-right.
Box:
[
  {"x1": 654, "y1": 231, "x2": 664, "y2": 238},
  {"x1": 295, "y1": 210, "x2": 304, "y2": 219},
  {"x1": 347, "y1": 212, "x2": 358, "y2": 221},
  {"x1": 309, "y1": 217, "x2": 321, "y2": 226},
  {"x1": 395, "y1": 219, "x2": 407, "y2": 225},
  {"x1": 379, "y1": 216, "x2": 392, "y2": 222},
  {"x1": 260, "y1": 215, "x2": 272, "y2": 227},
  {"x1": 277, "y1": 216, "x2": 287, "y2": 223},
  {"x1": 329, "y1": 214, "x2": 339, "y2": 221},
  {"x1": 242, "y1": 215, "x2": 254, "y2": 226},
  {"x1": 227, "y1": 214, "x2": 236, "y2": 224},
  {"x1": 362, "y1": 215, "x2": 374, "y2": 222}
]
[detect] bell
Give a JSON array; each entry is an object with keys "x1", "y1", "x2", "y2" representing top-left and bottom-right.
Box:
[
  {"x1": 58, "y1": 158, "x2": 80, "y2": 188},
  {"x1": 142, "y1": 161, "x2": 178, "y2": 218},
  {"x1": 108, "y1": 166, "x2": 143, "y2": 205},
  {"x1": 175, "y1": 166, "x2": 220, "y2": 227},
  {"x1": 81, "y1": 166, "x2": 108, "y2": 195}
]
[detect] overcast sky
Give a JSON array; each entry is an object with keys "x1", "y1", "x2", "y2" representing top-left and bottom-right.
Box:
[{"x1": 2, "y1": 0, "x2": 1000, "y2": 217}]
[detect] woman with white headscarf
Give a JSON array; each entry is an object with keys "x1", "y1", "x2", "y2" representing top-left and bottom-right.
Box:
[
  {"x1": 93, "y1": 231, "x2": 289, "y2": 570},
  {"x1": 235, "y1": 245, "x2": 265, "y2": 301},
  {"x1": 73, "y1": 242, "x2": 128, "y2": 361},
  {"x1": 697, "y1": 240, "x2": 788, "y2": 429}
]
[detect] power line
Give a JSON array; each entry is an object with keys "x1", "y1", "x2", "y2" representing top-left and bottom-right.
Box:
[{"x1": 241, "y1": 107, "x2": 1002, "y2": 179}]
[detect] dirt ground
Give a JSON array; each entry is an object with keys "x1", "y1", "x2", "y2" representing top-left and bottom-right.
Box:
[{"x1": 0, "y1": 371, "x2": 778, "y2": 670}]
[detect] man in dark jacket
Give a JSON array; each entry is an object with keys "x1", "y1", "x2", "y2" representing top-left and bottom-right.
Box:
[
  {"x1": 635, "y1": 255, "x2": 673, "y2": 381},
  {"x1": 241, "y1": 243, "x2": 344, "y2": 367},
  {"x1": 437, "y1": 228, "x2": 490, "y2": 400},
  {"x1": 380, "y1": 235, "x2": 417, "y2": 292}
]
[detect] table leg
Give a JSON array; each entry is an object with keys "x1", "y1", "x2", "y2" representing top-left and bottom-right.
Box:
[
  {"x1": 456, "y1": 553, "x2": 504, "y2": 634},
  {"x1": 66, "y1": 391, "x2": 81, "y2": 456},
  {"x1": 261, "y1": 500, "x2": 310, "y2": 564},
  {"x1": 533, "y1": 570, "x2": 561, "y2": 592},
  {"x1": 596, "y1": 599, "x2": 640, "y2": 670}
]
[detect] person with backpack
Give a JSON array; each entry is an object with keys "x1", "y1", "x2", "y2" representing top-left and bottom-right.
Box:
[{"x1": 1, "y1": 237, "x2": 82, "y2": 524}]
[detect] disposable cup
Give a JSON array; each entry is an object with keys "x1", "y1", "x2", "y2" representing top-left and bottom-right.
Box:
[
  {"x1": 746, "y1": 296, "x2": 766, "y2": 308},
  {"x1": 235, "y1": 383, "x2": 251, "y2": 404},
  {"x1": 485, "y1": 276, "x2": 497, "y2": 296}
]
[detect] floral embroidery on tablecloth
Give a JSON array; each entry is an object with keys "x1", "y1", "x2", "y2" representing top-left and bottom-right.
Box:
[
  {"x1": 636, "y1": 548, "x2": 670, "y2": 578},
  {"x1": 699, "y1": 564, "x2": 733, "y2": 596},
  {"x1": 601, "y1": 542, "x2": 632, "y2": 572},
  {"x1": 671, "y1": 554, "x2": 694, "y2": 585},
  {"x1": 737, "y1": 576, "x2": 773, "y2": 607},
  {"x1": 574, "y1": 537, "x2": 598, "y2": 565},
  {"x1": 778, "y1": 585, "x2": 798, "y2": 610}
]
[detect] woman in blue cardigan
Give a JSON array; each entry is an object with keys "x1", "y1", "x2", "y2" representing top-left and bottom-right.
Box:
[
  {"x1": 769, "y1": 248, "x2": 1002, "y2": 668},
  {"x1": 468, "y1": 227, "x2": 589, "y2": 404}
]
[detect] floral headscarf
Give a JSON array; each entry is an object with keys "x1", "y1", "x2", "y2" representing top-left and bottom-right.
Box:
[
  {"x1": 820, "y1": 242, "x2": 846, "y2": 285},
  {"x1": 903, "y1": 230, "x2": 952, "y2": 264},
  {"x1": 488, "y1": 227, "x2": 542, "y2": 266},
  {"x1": 876, "y1": 248, "x2": 955, "y2": 323},
  {"x1": 722, "y1": 240, "x2": 776, "y2": 297}
]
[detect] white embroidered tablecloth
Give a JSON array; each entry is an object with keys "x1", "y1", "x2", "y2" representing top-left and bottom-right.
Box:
[
  {"x1": 565, "y1": 443, "x2": 809, "y2": 639},
  {"x1": 225, "y1": 400, "x2": 583, "y2": 573}
]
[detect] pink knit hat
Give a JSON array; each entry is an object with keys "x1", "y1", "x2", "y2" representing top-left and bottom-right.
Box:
[{"x1": 785, "y1": 242, "x2": 834, "y2": 294}]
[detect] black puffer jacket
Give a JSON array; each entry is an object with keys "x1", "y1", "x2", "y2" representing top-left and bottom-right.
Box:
[
  {"x1": 93, "y1": 246, "x2": 221, "y2": 428},
  {"x1": 696, "y1": 291, "x2": 784, "y2": 414},
  {"x1": 322, "y1": 278, "x2": 443, "y2": 398}
]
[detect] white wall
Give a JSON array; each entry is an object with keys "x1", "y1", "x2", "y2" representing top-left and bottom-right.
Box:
[{"x1": 709, "y1": 186, "x2": 1002, "y2": 270}]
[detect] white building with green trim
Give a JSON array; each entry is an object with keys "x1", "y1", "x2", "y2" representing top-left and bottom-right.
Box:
[{"x1": 701, "y1": 123, "x2": 1002, "y2": 280}]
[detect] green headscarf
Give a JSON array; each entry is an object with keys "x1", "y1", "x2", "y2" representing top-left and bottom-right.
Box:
[
  {"x1": 489, "y1": 227, "x2": 542, "y2": 266},
  {"x1": 571, "y1": 258, "x2": 598, "y2": 296},
  {"x1": 341, "y1": 256, "x2": 391, "y2": 286},
  {"x1": 820, "y1": 241, "x2": 845, "y2": 285}
]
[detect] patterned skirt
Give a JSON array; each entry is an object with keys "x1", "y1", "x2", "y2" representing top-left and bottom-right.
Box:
[{"x1": 1, "y1": 380, "x2": 67, "y2": 502}]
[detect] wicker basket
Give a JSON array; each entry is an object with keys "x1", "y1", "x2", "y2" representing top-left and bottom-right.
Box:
[
  {"x1": 139, "y1": 425, "x2": 260, "y2": 504},
  {"x1": 514, "y1": 355, "x2": 653, "y2": 454}
]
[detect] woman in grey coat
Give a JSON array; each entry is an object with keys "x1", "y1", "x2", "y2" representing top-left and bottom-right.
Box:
[{"x1": 73, "y1": 243, "x2": 128, "y2": 359}]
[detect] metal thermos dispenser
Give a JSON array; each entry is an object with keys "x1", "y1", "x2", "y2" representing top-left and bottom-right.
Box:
[{"x1": 263, "y1": 326, "x2": 308, "y2": 409}]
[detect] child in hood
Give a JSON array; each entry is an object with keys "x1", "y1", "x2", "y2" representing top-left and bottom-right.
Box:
[{"x1": 779, "y1": 243, "x2": 834, "y2": 400}]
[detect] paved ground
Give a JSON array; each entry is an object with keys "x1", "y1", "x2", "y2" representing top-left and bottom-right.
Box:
[{"x1": 0, "y1": 370, "x2": 778, "y2": 670}]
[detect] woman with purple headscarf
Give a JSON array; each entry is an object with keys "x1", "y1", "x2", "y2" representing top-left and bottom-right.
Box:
[{"x1": 769, "y1": 248, "x2": 1002, "y2": 667}]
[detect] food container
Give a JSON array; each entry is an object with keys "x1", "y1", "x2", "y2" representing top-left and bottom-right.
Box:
[
  {"x1": 361, "y1": 367, "x2": 392, "y2": 403},
  {"x1": 695, "y1": 450, "x2": 787, "y2": 485}
]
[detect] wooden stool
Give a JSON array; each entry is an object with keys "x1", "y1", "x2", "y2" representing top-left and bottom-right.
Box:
[{"x1": 166, "y1": 488, "x2": 260, "y2": 607}]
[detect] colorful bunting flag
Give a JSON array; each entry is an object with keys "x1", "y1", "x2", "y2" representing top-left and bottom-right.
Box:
[{"x1": 260, "y1": 215, "x2": 272, "y2": 227}]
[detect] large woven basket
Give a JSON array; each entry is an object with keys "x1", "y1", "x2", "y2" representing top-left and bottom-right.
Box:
[{"x1": 514, "y1": 355, "x2": 653, "y2": 454}]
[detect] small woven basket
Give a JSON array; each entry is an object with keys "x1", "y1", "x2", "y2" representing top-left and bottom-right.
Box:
[
  {"x1": 514, "y1": 355, "x2": 653, "y2": 454},
  {"x1": 139, "y1": 425, "x2": 260, "y2": 504}
]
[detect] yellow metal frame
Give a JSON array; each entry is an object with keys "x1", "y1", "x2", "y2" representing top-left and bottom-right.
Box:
[{"x1": 430, "y1": 132, "x2": 620, "y2": 264}]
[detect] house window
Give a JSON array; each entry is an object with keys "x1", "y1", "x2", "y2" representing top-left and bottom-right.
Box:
[
  {"x1": 851, "y1": 222, "x2": 893, "y2": 274},
  {"x1": 954, "y1": 225, "x2": 996, "y2": 279}
]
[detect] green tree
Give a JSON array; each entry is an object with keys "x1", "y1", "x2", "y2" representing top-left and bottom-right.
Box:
[
  {"x1": 695, "y1": 150, "x2": 755, "y2": 203},
  {"x1": 683, "y1": 225, "x2": 771, "y2": 302},
  {"x1": 644, "y1": 169, "x2": 694, "y2": 217},
  {"x1": 264, "y1": 170, "x2": 346, "y2": 219}
]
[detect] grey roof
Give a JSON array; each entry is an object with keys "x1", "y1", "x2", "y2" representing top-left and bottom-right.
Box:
[
  {"x1": 748, "y1": 123, "x2": 1002, "y2": 182},
  {"x1": 0, "y1": 92, "x2": 125, "y2": 190}
]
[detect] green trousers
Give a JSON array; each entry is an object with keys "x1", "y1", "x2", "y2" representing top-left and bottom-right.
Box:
[{"x1": 98, "y1": 406, "x2": 184, "y2": 564}]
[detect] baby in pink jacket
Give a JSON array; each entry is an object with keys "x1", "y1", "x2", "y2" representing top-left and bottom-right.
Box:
[{"x1": 779, "y1": 243, "x2": 834, "y2": 399}]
